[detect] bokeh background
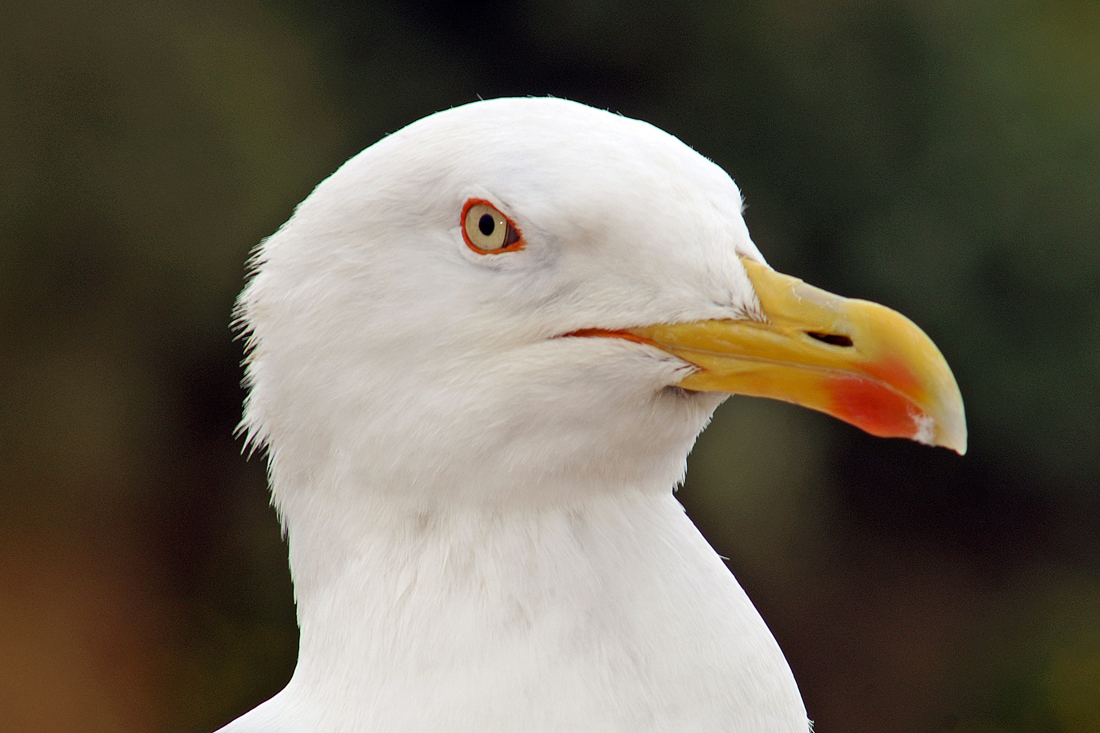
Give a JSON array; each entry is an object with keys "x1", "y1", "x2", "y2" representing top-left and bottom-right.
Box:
[{"x1": 2, "y1": 1, "x2": 1098, "y2": 731}]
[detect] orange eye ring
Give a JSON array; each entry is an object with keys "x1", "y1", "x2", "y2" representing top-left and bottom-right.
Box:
[{"x1": 461, "y1": 199, "x2": 524, "y2": 254}]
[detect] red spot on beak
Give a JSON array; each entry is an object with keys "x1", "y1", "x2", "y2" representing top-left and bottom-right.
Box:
[{"x1": 827, "y1": 375, "x2": 922, "y2": 440}]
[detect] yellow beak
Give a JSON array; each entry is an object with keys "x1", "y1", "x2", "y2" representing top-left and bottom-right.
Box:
[{"x1": 623, "y1": 257, "x2": 966, "y2": 454}]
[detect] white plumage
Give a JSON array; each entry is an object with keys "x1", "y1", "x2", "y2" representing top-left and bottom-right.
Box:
[{"x1": 217, "y1": 97, "x2": 963, "y2": 732}]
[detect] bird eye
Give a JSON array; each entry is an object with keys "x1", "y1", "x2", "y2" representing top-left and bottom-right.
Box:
[{"x1": 462, "y1": 199, "x2": 523, "y2": 253}]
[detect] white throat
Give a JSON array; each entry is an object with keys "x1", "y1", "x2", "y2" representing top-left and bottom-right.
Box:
[{"x1": 265, "y1": 478, "x2": 805, "y2": 733}]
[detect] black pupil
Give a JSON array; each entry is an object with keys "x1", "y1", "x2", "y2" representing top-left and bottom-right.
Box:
[{"x1": 478, "y1": 213, "x2": 496, "y2": 237}]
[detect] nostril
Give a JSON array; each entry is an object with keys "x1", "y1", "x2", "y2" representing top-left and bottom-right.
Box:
[{"x1": 806, "y1": 331, "x2": 854, "y2": 347}]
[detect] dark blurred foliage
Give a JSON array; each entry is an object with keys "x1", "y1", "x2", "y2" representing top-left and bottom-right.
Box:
[{"x1": 1, "y1": 1, "x2": 1097, "y2": 732}]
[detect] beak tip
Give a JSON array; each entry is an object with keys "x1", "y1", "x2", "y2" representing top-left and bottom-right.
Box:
[
  {"x1": 940, "y1": 434, "x2": 968, "y2": 456},
  {"x1": 931, "y1": 402, "x2": 968, "y2": 456},
  {"x1": 945, "y1": 431, "x2": 968, "y2": 456}
]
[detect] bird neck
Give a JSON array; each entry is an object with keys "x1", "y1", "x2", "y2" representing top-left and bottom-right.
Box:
[
  {"x1": 268, "y1": 475, "x2": 807, "y2": 732},
  {"x1": 279, "y1": 483, "x2": 702, "y2": 683}
]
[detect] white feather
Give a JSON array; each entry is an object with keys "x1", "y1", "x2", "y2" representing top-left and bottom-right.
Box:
[{"x1": 220, "y1": 97, "x2": 808, "y2": 732}]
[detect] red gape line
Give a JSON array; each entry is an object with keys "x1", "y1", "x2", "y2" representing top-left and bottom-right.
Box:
[{"x1": 559, "y1": 328, "x2": 659, "y2": 347}]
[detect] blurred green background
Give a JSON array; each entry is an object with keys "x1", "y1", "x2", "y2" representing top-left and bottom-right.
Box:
[{"x1": 1, "y1": 1, "x2": 1098, "y2": 731}]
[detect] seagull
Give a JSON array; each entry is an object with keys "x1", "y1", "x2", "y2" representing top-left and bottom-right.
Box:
[{"x1": 217, "y1": 97, "x2": 965, "y2": 733}]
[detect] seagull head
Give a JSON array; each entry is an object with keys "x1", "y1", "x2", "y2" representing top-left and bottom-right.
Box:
[{"x1": 237, "y1": 97, "x2": 965, "y2": 514}]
